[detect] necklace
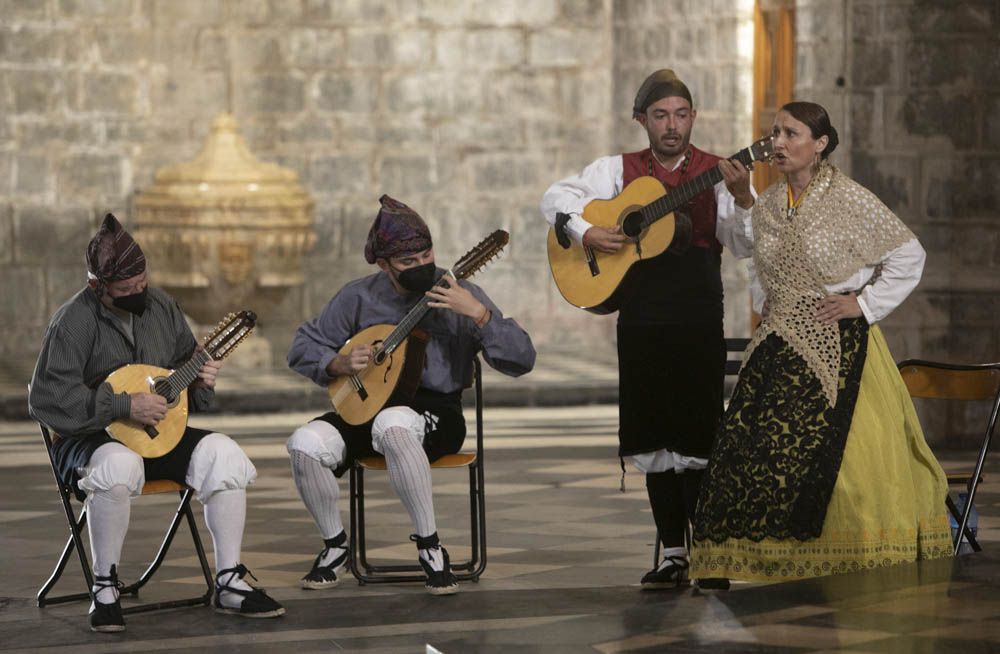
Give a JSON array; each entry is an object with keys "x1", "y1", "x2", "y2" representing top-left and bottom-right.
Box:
[
  {"x1": 785, "y1": 178, "x2": 812, "y2": 219},
  {"x1": 648, "y1": 148, "x2": 692, "y2": 178}
]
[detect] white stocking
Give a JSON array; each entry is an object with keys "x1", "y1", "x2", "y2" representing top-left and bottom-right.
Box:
[
  {"x1": 380, "y1": 426, "x2": 437, "y2": 539},
  {"x1": 203, "y1": 489, "x2": 252, "y2": 607},
  {"x1": 290, "y1": 450, "x2": 345, "y2": 542},
  {"x1": 86, "y1": 484, "x2": 131, "y2": 604}
]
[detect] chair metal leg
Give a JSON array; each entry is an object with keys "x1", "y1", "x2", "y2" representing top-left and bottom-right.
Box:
[
  {"x1": 184, "y1": 494, "x2": 215, "y2": 604},
  {"x1": 349, "y1": 460, "x2": 487, "y2": 584},
  {"x1": 469, "y1": 459, "x2": 487, "y2": 582},
  {"x1": 120, "y1": 491, "x2": 214, "y2": 614},
  {"x1": 350, "y1": 459, "x2": 425, "y2": 583},
  {"x1": 953, "y1": 402, "x2": 995, "y2": 555},
  {"x1": 471, "y1": 358, "x2": 487, "y2": 582},
  {"x1": 40, "y1": 488, "x2": 216, "y2": 613},
  {"x1": 351, "y1": 470, "x2": 437, "y2": 582},
  {"x1": 947, "y1": 494, "x2": 982, "y2": 553},
  {"x1": 350, "y1": 465, "x2": 392, "y2": 584},
  {"x1": 37, "y1": 506, "x2": 93, "y2": 607},
  {"x1": 462, "y1": 463, "x2": 478, "y2": 574},
  {"x1": 36, "y1": 419, "x2": 211, "y2": 614},
  {"x1": 122, "y1": 490, "x2": 194, "y2": 596},
  {"x1": 356, "y1": 467, "x2": 373, "y2": 576}
]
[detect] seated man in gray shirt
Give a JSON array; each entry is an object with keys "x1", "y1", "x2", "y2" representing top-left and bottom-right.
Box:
[
  {"x1": 29, "y1": 214, "x2": 284, "y2": 633},
  {"x1": 286, "y1": 195, "x2": 536, "y2": 595}
]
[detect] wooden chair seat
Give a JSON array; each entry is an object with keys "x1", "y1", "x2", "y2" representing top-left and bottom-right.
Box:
[
  {"x1": 140, "y1": 479, "x2": 190, "y2": 495},
  {"x1": 946, "y1": 472, "x2": 983, "y2": 486},
  {"x1": 357, "y1": 452, "x2": 477, "y2": 471}
]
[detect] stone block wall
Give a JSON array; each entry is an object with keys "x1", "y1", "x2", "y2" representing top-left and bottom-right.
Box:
[
  {"x1": 796, "y1": 0, "x2": 1000, "y2": 447},
  {"x1": 0, "y1": 0, "x2": 757, "y2": 382}
]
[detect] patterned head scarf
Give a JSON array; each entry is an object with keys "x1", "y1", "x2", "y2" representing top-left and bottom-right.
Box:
[
  {"x1": 86, "y1": 213, "x2": 146, "y2": 292},
  {"x1": 632, "y1": 68, "x2": 693, "y2": 118},
  {"x1": 363, "y1": 195, "x2": 433, "y2": 264}
]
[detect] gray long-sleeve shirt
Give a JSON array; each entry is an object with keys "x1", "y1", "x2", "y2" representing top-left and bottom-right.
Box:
[
  {"x1": 288, "y1": 270, "x2": 535, "y2": 393},
  {"x1": 28, "y1": 287, "x2": 212, "y2": 437}
]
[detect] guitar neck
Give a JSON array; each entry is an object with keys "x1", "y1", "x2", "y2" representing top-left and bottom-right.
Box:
[
  {"x1": 377, "y1": 232, "x2": 507, "y2": 355},
  {"x1": 161, "y1": 350, "x2": 211, "y2": 397},
  {"x1": 381, "y1": 271, "x2": 457, "y2": 353},
  {"x1": 640, "y1": 147, "x2": 754, "y2": 229},
  {"x1": 383, "y1": 295, "x2": 434, "y2": 353}
]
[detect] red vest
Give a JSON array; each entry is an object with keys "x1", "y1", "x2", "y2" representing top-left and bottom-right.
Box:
[{"x1": 621, "y1": 146, "x2": 722, "y2": 253}]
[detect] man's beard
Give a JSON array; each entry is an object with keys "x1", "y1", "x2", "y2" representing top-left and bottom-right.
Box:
[{"x1": 653, "y1": 132, "x2": 690, "y2": 160}]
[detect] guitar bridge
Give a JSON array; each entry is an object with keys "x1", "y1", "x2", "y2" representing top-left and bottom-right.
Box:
[
  {"x1": 584, "y1": 246, "x2": 600, "y2": 277},
  {"x1": 351, "y1": 375, "x2": 368, "y2": 401}
]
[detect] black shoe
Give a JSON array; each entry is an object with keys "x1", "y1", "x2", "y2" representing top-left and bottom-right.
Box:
[
  {"x1": 214, "y1": 564, "x2": 286, "y2": 618},
  {"x1": 411, "y1": 533, "x2": 459, "y2": 596},
  {"x1": 89, "y1": 564, "x2": 125, "y2": 633},
  {"x1": 641, "y1": 554, "x2": 690, "y2": 590},
  {"x1": 301, "y1": 531, "x2": 349, "y2": 590},
  {"x1": 695, "y1": 577, "x2": 731, "y2": 590}
]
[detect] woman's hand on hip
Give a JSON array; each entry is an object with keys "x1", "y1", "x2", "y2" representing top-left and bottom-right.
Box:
[{"x1": 815, "y1": 294, "x2": 862, "y2": 324}]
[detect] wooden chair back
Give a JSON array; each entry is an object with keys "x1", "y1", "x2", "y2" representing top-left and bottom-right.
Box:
[{"x1": 898, "y1": 362, "x2": 1000, "y2": 401}]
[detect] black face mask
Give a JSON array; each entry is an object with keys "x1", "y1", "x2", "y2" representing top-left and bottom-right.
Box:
[
  {"x1": 111, "y1": 287, "x2": 148, "y2": 316},
  {"x1": 394, "y1": 262, "x2": 438, "y2": 293}
]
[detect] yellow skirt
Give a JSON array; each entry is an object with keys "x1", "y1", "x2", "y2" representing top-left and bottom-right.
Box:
[{"x1": 690, "y1": 326, "x2": 953, "y2": 581}]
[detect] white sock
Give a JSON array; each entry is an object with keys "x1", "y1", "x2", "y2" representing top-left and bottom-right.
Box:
[
  {"x1": 318, "y1": 536, "x2": 348, "y2": 568},
  {"x1": 203, "y1": 489, "x2": 252, "y2": 608},
  {"x1": 419, "y1": 545, "x2": 446, "y2": 573},
  {"x1": 290, "y1": 450, "x2": 345, "y2": 541},
  {"x1": 87, "y1": 484, "x2": 131, "y2": 604},
  {"x1": 659, "y1": 546, "x2": 688, "y2": 570},
  {"x1": 380, "y1": 427, "x2": 436, "y2": 538}
]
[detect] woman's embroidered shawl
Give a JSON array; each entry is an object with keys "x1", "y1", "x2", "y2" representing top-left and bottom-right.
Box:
[{"x1": 747, "y1": 163, "x2": 915, "y2": 406}]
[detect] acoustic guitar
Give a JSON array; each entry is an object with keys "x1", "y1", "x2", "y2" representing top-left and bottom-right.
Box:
[
  {"x1": 328, "y1": 230, "x2": 509, "y2": 426},
  {"x1": 547, "y1": 136, "x2": 774, "y2": 314},
  {"x1": 105, "y1": 310, "x2": 256, "y2": 458}
]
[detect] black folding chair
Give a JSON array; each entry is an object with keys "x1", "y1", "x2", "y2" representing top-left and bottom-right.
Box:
[
  {"x1": 348, "y1": 357, "x2": 486, "y2": 584},
  {"x1": 897, "y1": 359, "x2": 1000, "y2": 554},
  {"x1": 36, "y1": 421, "x2": 214, "y2": 613}
]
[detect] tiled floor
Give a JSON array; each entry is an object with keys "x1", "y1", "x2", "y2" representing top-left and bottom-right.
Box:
[{"x1": 1, "y1": 407, "x2": 997, "y2": 653}]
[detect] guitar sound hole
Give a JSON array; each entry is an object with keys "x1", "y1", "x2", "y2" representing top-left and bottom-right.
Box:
[
  {"x1": 621, "y1": 211, "x2": 644, "y2": 238},
  {"x1": 152, "y1": 378, "x2": 177, "y2": 406}
]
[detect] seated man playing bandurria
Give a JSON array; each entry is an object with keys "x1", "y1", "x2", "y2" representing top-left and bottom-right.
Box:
[
  {"x1": 29, "y1": 214, "x2": 284, "y2": 633},
  {"x1": 286, "y1": 195, "x2": 535, "y2": 595}
]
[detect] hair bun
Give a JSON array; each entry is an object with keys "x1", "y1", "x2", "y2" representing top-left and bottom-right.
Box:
[{"x1": 823, "y1": 126, "x2": 839, "y2": 158}]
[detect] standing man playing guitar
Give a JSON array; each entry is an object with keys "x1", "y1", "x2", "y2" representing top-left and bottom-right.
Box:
[
  {"x1": 28, "y1": 214, "x2": 285, "y2": 633},
  {"x1": 286, "y1": 195, "x2": 535, "y2": 595},
  {"x1": 540, "y1": 69, "x2": 756, "y2": 589}
]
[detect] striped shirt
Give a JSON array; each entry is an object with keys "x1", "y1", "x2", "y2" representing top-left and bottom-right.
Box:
[{"x1": 28, "y1": 287, "x2": 212, "y2": 437}]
